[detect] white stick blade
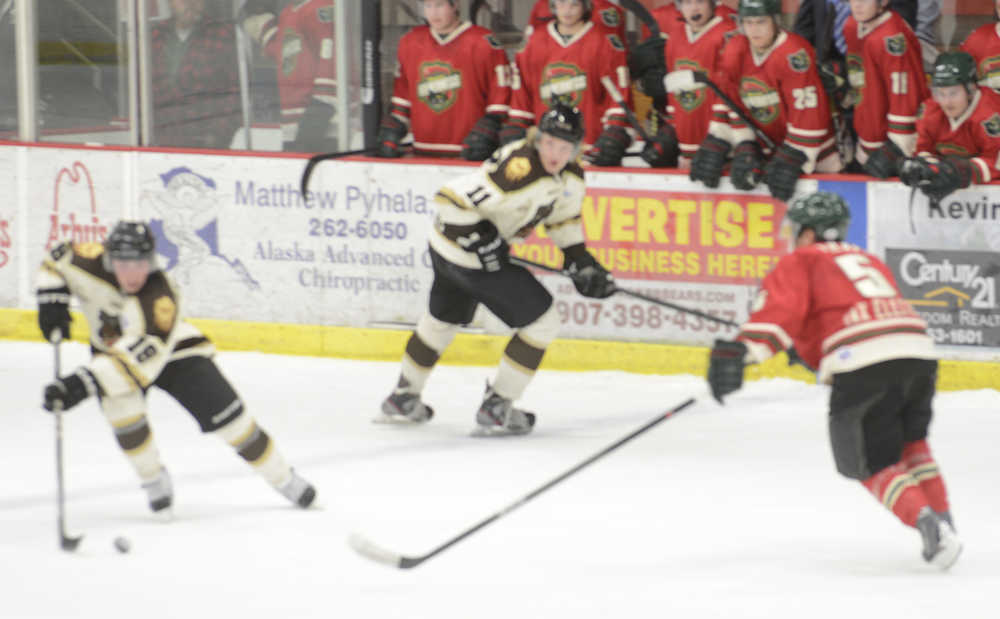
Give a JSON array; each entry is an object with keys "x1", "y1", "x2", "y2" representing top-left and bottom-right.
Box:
[{"x1": 348, "y1": 533, "x2": 403, "y2": 567}]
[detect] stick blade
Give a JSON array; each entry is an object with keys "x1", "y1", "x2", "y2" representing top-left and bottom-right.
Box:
[
  {"x1": 60, "y1": 534, "x2": 83, "y2": 552},
  {"x1": 348, "y1": 533, "x2": 410, "y2": 568}
]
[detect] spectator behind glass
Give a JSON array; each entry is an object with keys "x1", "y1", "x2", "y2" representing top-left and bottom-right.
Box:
[{"x1": 151, "y1": 0, "x2": 241, "y2": 149}]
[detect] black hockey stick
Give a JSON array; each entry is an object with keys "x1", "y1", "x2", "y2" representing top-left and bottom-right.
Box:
[
  {"x1": 509, "y1": 256, "x2": 739, "y2": 328},
  {"x1": 691, "y1": 71, "x2": 776, "y2": 151},
  {"x1": 600, "y1": 76, "x2": 651, "y2": 143},
  {"x1": 300, "y1": 148, "x2": 375, "y2": 196},
  {"x1": 52, "y1": 335, "x2": 82, "y2": 552},
  {"x1": 349, "y1": 397, "x2": 697, "y2": 569},
  {"x1": 618, "y1": 0, "x2": 661, "y2": 38}
]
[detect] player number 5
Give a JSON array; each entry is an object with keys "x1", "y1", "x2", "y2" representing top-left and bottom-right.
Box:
[{"x1": 834, "y1": 254, "x2": 896, "y2": 298}]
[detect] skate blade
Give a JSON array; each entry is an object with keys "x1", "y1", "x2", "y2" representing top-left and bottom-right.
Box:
[
  {"x1": 930, "y1": 537, "x2": 963, "y2": 570},
  {"x1": 469, "y1": 425, "x2": 532, "y2": 437},
  {"x1": 373, "y1": 413, "x2": 429, "y2": 425},
  {"x1": 152, "y1": 507, "x2": 174, "y2": 523}
]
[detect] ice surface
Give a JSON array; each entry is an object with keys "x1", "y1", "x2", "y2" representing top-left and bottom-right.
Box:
[{"x1": 1, "y1": 340, "x2": 997, "y2": 618}]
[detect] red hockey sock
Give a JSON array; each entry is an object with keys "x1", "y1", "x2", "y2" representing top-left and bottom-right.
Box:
[
  {"x1": 902, "y1": 439, "x2": 950, "y2": 514},
  {"x1": 861, "y1": 462, "x2": 929, "y2": 527}
]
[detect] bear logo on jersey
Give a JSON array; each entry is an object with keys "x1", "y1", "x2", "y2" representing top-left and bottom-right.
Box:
[
  {"x1": 540, "y1": 62, "x2": 587, "y2": 108},
  {"x1": 981, "y1": 113, "x2": 1000, "y2": 138},
  {"x1": 787, "y1": 49, "x2": 810, "y2": 73},
  {"x1": 153, "y1": 296, "x2": 177, "y2": 333},
  {"x1": 505, "y1": 156, "x2": 533, "y2": 182},
  {"x1": 739, "y1": 77, "x2": 781, "y2": 125},
  {"x1": 884, "y1": 34, "x2": 906, "y2": 57},
  {"x1": 417, "y1": 61, "x2": 464, "y2": 113},
  {"x1": 674, "y1": 59, "x2": 707, "y2": 112}
]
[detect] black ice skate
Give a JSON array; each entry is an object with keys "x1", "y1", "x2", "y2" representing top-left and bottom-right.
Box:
[
  {"x1": 376, "y1": 380, "x2": 434, "y2": 424},
  {"x1": 142, "y1": 468, "x2": 173, "y2": 520},
  {"x1": 472, "y1": 383, "x2": 535, "y2": 437},
  {"x1": 277, "y1": 469, "x2": 316, "y2": 509},
  {"x1": 916, "y1": 506, "x2": 962, "y2": 570}
]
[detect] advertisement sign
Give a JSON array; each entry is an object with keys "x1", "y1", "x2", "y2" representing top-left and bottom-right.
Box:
[{"x1": 0, "y1": 149, "x2": 14, "y2": 307}]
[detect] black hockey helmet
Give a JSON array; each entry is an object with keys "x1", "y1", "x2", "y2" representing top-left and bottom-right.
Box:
[
  {"x1": 538, "y1": 103, "x2": 585, "y2": 144},
  {"x1": 785, "y1": 191, "x2": 851, "y2": 242},
  {"x1": 104, "y1": 221, "x2": 156, "y2": 264}
]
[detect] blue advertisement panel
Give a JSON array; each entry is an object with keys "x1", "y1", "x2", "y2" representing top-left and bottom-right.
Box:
[{"x1": 818, "y1": 178, "x2": 867, "y2": 249}]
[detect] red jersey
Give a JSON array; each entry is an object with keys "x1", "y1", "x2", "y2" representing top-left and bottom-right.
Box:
[
  {"x1": 738, "y1": 242, "x2": 934, "y2": 384},
  {"x1": 509, "y1": 21, "x2": 630, "y2": 146},
  {"x1": 711, "y1": 31, "x2": 837, "y2": 172},
  {"x1": 664, "y1": 16, "x2": 737, "y2": 159},
  {"x1": 390, "y1": 22, "x2": 511, "y2": 156},
  {"x1": 526, "y1": 0, "x2": 625, "y2": 41},
  {"x1": 260, "y1": 0, "x2": 337, "y2": 143},
  {"x1": 843, "y1": 11, "x2": 929, "y2": 159},
  {"x1": 960, "y1": 23, "x2": 1000, "y2": 92},
  {"x1": 915, "y1": 87, "x2": 1000, "y2": 183}
]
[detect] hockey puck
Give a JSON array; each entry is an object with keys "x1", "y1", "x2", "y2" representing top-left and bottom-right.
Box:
[{"x1": 113, "y1": 536, "x2": 131, "y2": 554}]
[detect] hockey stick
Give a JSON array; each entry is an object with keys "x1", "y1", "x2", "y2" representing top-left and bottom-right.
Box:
[
  {"x1": 300, "y1": 148, "x2": 375, "y2": 196},
  {"x1": 691, "y1": 71, "x2": 776, "y2": 151},
  {"x1": 618, "y1": 0, "x2": 661, "y2": 38},
  {"x1": 52, "y1": 335, "x2": 82, "y2": 552},
  {"x1": 349, "y1": 397, "x2": 697, "y2": 569},
  {"x1": 509, "y1": 256, "x2": 739, "y2": 328},
  {"x1": 600, "y1": 76, "x2": 651, "y2": 143}
]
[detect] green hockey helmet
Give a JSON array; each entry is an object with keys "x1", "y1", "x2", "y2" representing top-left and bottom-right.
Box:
[
  {"x1": 738, "y1": 0, "x2": 781, "y2": 18},
  {"x1": 931, "y1": 51, "x2": 978, "y2": 88},
  {"x1": 785, "y1": 191, "x2": 851, "y2": 242}
]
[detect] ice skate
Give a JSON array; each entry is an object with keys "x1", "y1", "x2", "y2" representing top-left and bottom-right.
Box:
[
  {"x1": 472, "y1": 384, "x2": 535, "y2": 437},
  {"x1": 917, "y1": 507, "x2": 962, "y2": 570},
  {"x1": 142, "y1": 467, "x2": 174, "y2": 520},
  {"x1": 277, "y1": 469, "x2": 316, "y2": 509},
  {"x1": 376, "y1": 389, "x2": 434, "y2": 424}
]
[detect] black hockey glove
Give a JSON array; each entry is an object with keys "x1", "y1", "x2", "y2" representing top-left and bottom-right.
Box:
[
  {"x1": 640, "y1": 121, "x2": 679, "y2": 168},
  {"x1": 730, "y1": 140, "x2": 764, "y2": 190},
  {"x1": 863, "y1": 140, "x2": 904, "y2": 179},
  {"x1": 921, "y1": 156, "x2": 975, "y2": 203},
  {"x1": 818, "y1": 59, "x2": 848, "y2": 109},
  {"x1": 707, "y1": 339, "x2": 747, "y2": 405},
  {"x1": 375, "y1": 115, "x2": 408, "y2": 158},
  {"x1": 764, "y1": 144, "x2": 808, "y2": 202},
  {"x1": 587, "y1": 125, "x2": 631, "y2": 167},
  {"x1": 563, "y1": 244, "x2": 615, "y2": 299},
  {"x1": 37, "y1": 285, "x2": 71, "y2": 342},
  {"x1": 458, "y1": 220, "x2": 509, "y2": 273},
  {"x1": 43, "y1": 368, "x2": 96, "y2": 412},
  {"x1": 899, "y1": 156, "x2": 935, "y2": 188},
  {"x1": 690, "y1": 134, "x2": 730, "y2": 189},
  {"x1": 628, "y1": 36, "x2": 667, "y2": 101},
  {"x1": 290, "y1": 99, "x2": 336, "y2": 153},
  {"x1": 461, "y1": 114, "x2": 504, "y2": 161},
  {"x1": 499, "y1": 117, "x2": 531, "y2": 146}
]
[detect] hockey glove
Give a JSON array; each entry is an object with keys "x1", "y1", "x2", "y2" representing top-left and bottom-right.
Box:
[
  {"x1": 458, "y1": 221, "x2": 509, "y2": 273},
  {"x1": 818, "y1": 60, "x2": 848, "y2": 109},
  {"x1": 37, "y1": 285, "x2": 71, "y2": 342},
  {"x1": 690, "y1": 134, "x2": 730, "y2": 189},
  {"x1": 587, "y1": 125, "x2": 631, "y2": 167},
  {"x1": 461, "y1": 114, "x2": 504, "y2": 161},
  {"x1": 640, "y1": 121, "x2": 679, "y2": 168},
  {"x1": 563, "y1": 244, "x2": 615, "y2": 299},
  {"x1": 764, "y1": 144, "x2": 808, "y2": 202},
  {"x1": 628, "y1": 37, "x2": 667, "y2": 98},
  {"x1": 706, "y1": 339, "x2": 747, "y2": 405},
  {"x1": 899, "y1": 156, "x2": 935, "y2": 188},
  {"x1": 499, "y1": 117, "x2": 531, "y2": 146},
  {"x1": 863, "y1": 140, "x2": 904, "y2": 179},
  {"x1": 921, "y1": 156, "x2": 975, "y2": 203},
  {"x1": 730, "y1": 141, "x2": 764, "y2": 190},
  {"x1": 43, "y1": 368, "x2": 96, "y2": 412},
  {"x1": 375, "y1": 115, "x2": 408, "y2": 158},
  {"x1": 290, "y1": 99, "x2": 336, "y2": 153}
]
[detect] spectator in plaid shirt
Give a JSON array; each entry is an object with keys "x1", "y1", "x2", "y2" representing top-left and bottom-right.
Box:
[{"x1": 151, "y1": 0, "x2": 241, "y2": 149}]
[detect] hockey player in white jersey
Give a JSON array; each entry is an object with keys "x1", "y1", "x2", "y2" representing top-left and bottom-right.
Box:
[
  {"x1": 380, "y1": 104, "x2": 615, "y2": 436},
  {"x1": 37, "y1": 222, "x2": 316, "y2": 515}
]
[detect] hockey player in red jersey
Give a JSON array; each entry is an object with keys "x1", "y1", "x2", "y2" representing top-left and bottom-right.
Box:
[
  {"x1": 502, "y1": 0, "x2": 633, "y2": 166},
  {"x1": 242, "y1": 0, "x2": 340, "y2": 153},
  {"x1": 959, "y1": 0, "x2": 1000, "y2": 92},
  {"x1": 687, "y1": 0, "x2": 841, "y2": 201},
  {"x1": 899, "y1": 51, "x2": 1000, "y2": 203},
  {"x1": 706, "y1": 191, "x2": 962, "y2": 570},
  {"x1": 524, "y1": 0, "x2": 625, "y2": 41},
  {"x1": 842, "y1": 0, "x2": 930, "y2": 178},
  {"x1": 375, "y1": 0, "x2": 512, "y2": 160}
]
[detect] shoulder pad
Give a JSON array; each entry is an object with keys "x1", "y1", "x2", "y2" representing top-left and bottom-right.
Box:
[
  {"x1": 485, "y1": 33, "x2": 503, "y2": 50},
  {"x1": 502, "y1": 155, "x2": 535, "y2": 183},
  {"x1": 787, "y1": 48, "x2": 811, "y2": 73},
  {"x1": 137, "y1": 272, "x2": 178, "y2": 338},
  {"x1": 600, "y1": 8, "x2": 621, "y2": 29},
  {"x1": 72, "y1": 242, "x2": 105, "y2": 260},
  {"x1": 607, "y1": 34, "x2": 625, "y2": 52},
  {"x1": 884, "y1": 33, "x2": 906, "y2": 56}
]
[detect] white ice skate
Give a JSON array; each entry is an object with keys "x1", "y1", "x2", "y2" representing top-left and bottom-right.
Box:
[
  {"x1": 142, "y1": 468, "x2": 174, "y2": 521},
  {"x1": 917, "y1": 506, "x2": 962, "y2": 570},
  {"x1": 376, "y1": 390, "x2": 434, "y2": 424},
  {"x1": 471, "y1": 384, "x2": 535, "y2": 437}
]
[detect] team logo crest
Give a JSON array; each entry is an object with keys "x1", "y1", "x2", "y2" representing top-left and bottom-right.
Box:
[
  {"x1": 674, "y1": 59, "x2": 707, "y2": 112},
  {"x1": 981, "y1": 56, "x2": 1000, "y2": 88},
  {"x1": 607, "y1": 34, "x2": 625, "y2": 51},
  {"x1": 540, "y1": 62, "x2": 587, "y2": 107},
  {"x1": 600, "y1": 8, "x2": 620, "y2": 28},
  {"x1": 739, "y1": 77, "x2": 781, "y2": 125},
  {"x1": 505, "y1": 157, "x2": 533, "y2": 182},
  {"x1": 485, "y1": 34, "x2": 502, "y2": 49},
  {"x1": 936, "y1": 142, "x2": 971, "y2": 157},
  {"x1": 884, "y1": 34, "x2": 906, "y2": 56},
  {"x1": 788, "y1": 49, "x2": 810, "y2": 73},
  {"x1": 73, "y1": 242, "x2": 104, "y2": 259},
  {"x1": 417, "y1": 61, "x2": 463, "y2": 113},
  {"x1": 982, "y1": 113, "x2": 1000, "y2": 138},
  {"x1": 280, "y1": 30, "x2": 303, "y2": 76}
]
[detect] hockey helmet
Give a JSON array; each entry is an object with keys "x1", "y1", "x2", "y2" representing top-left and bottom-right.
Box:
[
  {"x1": 538, "y1": 103, "x2": 585, "y2": 144},
  {"x1": 549, "y1": 0, "x2": 593, "y2": 22},
  {"x1": 931, "y1": 51, "x2": 978, "y2": 88},
  {"x1": 103, "y1": 221, "x2": 157, "y2": 267},
  {"x1": 785, "y1": 191, "x2": 851, "y2": 242},
  {"x1": 738, "y1": 0, "x2": 780, "y2": 18}
]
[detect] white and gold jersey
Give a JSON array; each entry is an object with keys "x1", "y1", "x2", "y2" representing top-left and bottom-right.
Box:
[
  {"x1": 429, "y1": 130, "x2": 588, "y2": 269},
  {"x1": 37, "y1": 242, "x2": 213, "y2": 398}
]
